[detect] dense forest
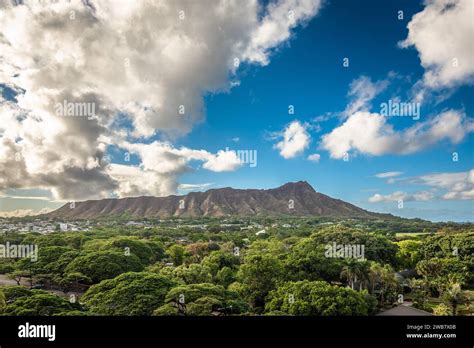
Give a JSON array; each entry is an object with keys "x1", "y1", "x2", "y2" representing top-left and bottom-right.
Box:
[{"x1": 0, "y1": 217, "x2": 472, "y2": 316}]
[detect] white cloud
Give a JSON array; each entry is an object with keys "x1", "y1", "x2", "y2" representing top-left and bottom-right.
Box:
[
  {"x1": 369, "y1": 169, "x2": 474, "y2": 203},
  {"x1": 400, "y1": 0, "x2": 474, "y2": 89},
  {"x1": 0, "y1": 0, "x2": 322, "y2": 137},
  {"x1": 107, "y1": 162, "x2": 182, "y2": 198},
  {"x1": 321, "y1": 109, "x2": 473, "y2": 159},
  {"x1": 179, "y1": 183, "x2": 213, "y2": 192},
  {"x1": 108, "y1": 141, "x2": 243, "y2": 197},
  {"x1": 416, "y1": 169, "x2": 474, "y2": 200},
  {"x1": 274, "y1": 121, "x2": 311, "y2": 159},
  {"x1": 369, "y1": 190, "x2": 434, "y2": 203},
  {"x1": 374, "y1": 171, "x2": 403, "y2": 178},
  {"x1": 202, "y1": 149, "x2": 244, "y2": 172},
  {"x1": 0, "y1": 195, "x2": 50, "y2": 201},
  {"x1": 123, "y1": 141, "x2": 243, "y2": 174},
  {"x1": 443, "y1": 190, "x2": 474, "y2": 200},
  {"x1": 0, "y1": 0, "x2": 323, "y2": 201},
  {"x1": 242, "y1": 0, "x2": 323, "y2": 65},
  {"x1": 0, "y1": 207, "x2": 53, "y2": 218},
  {"x1": 307, "y1": 153, "x2": 321, "y2": 162},
  {"x1": 374, "y1": 171, "x2": 403, "y2": 184},
  {"x1": 344, "y1": 75, "x2": 388, "y2": 116}
]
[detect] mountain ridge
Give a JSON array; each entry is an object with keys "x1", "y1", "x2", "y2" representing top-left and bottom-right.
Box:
[{"x1": 46, "y1": 181, "x2": 394, "y2": 219}]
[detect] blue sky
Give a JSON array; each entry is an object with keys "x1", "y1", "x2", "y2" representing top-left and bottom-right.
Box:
[
  {"x1": 175, "y1": 0, "x2": 474, "y2": 221},
  {"x1": 0, "y1": 0, "x2": 472, "y2": 221}
]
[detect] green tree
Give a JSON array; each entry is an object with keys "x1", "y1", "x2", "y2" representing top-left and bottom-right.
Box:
[
  {"x1": 284, "y1": 240, "x2": 343, "y2": 282},
  {"x1": 420, "y1": 231, "x2": 474, "y2": 284},
  {"x1": 166, "y1": 245, "x2": 187, "y2": 266},
  {"x1": 442, "y1": 282, "x2": 469, "y2": 316},
  {"x1": 1, "y1": 286, "x2": 33, "y2": 302},
  {"x1": 433, "y1": 303, "x2": 451, "y2": 316},
  {"x1": 4, "y1": 290, "x2": 81, "y2": 316},
  {"x1": 245, "y1": 239, "x2": 288, "y2": 259},
  {"x1": 420, "y1": 231, "x2": 474, "y2": 260},
  {"x1": 340, "y1": 260, "x2": 368, "y2": 291},
  {"x1": 0, "y1": 260, "x2": 15, "y2": 274},
  {"x1": 170, "y1": 263, "x2": 212, "y2": 284},
  {"x1": 395, "y1": 240, "x2": 423, "y2": 269},
  {"x1": 7, "y1": 270, "x2": 28, "y2": 286},
  {"x1": 237, "y1": 254, "x2": 284, "y2": 309},
  {"x1": 154, "y1": 283, "x2": 248, "y2": 316},
  {"x1": 14, "y1": 246, "x2": 75, "y2": 286},
  {"x1": 265, "y1": 280, "x2": 374, "y2": 315},
  {"x1": 24, "y1": 234, "x2": 69, "y2": 248},
  {"x1": 408, "y1": 278, "x2": 429, "y2": 310},
  {"x1": 415, "y1": 257, "x2": 469, "y2": 298},
  {"x1": 49, "y1": 250, "x2": 82, "y2": 275},
  {"x1": 202, "y1": 250, "x2": 239, "y2": 279},
  {"x1": 0, "y1": 290, "x2": 6, "y2": 314},
  {"x1": 186, "y1": 242, "x2": 210, "y2": 262},
  {"x1": 82, "y1": 272, "x2": 176, "y2": 315},
  {"x1": 144, "y1": 240, "x2": 166, "y2": 261},
  {"x1": 100, "y1": 237, "x2": 154, "y2": 264},
  {"x1": 65, "y1": 251, "x2": 143, "y2": 283},
  {"x1": 31, "y1": 246, "x2": 75, "y2": 274},
  {"x1": 309, "y1": 226, "x2": 398, "y2": 266},
  {"x1": 59, "y1": 272, "x2": 92, "y2": 293},
  {"x1": 367, "y1": 263, "x2": 399, "y2": 307},
  {"x1": 215, "y1": 266, "x2": 236, "y2": 288}
]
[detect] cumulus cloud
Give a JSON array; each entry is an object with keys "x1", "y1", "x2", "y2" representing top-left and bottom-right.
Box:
[
  {"x1": 369, "y1": 190, "x2": 435, "y2": 203},
  {"x1": 274, "y1": 121, "x2": 310, "y2": 158},
  {"x1": 344, "y1": 75, "x2": 388, "y2": 116},
  {"x1": 106, "y1": 141, "x2": 243, "y2": 197},
  {"x1": 0, "y1": 0, "x2": 322, "y2": 137},
  {"x1": 307, "y1": 153, "x2": 321, "y2": 162},
  {"x1": 242, "y1": 0, "x2": 323, "y2": 65},
  {"x1": 0, "y1": 0, "x2": 322, "y2": 200},
  {"x1": 369, "y1": 169, "x2": 474, "y2": 203},
  {"x1": 202, "y1": 149, "x2": 244, "y2": 172},
  {"x1": 321, "y1": 109, "x2": 473, "y2": 159},
  {"x1": 400, "y1": 0, "x2": 474, "y2": 89},
  {"x1": 416, "y1": 169, "x2": 474, "y2": 200}
]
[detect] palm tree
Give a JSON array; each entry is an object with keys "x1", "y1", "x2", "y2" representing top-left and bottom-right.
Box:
[
  {"x1": 368, "y1": 263, "x2": 398, "y2": 307},
  {"x1": 340, "y1": 265, "x2": 355, "y2": 290},
  {"x1": 340, "y1": 260, "x2": 367, "y2": 291},
  {"x1": 380, "y1": 265, "x2": 398, "y2": 306},
  {"x1": 442, "y1": 282, "x2": 469, "y2": 316},
  {"x1": 408, "y1": 278, "x2": 428, "y2": 309},
  {"x1": 368, "y1": 262, "x2": 384, "y2": 295}
]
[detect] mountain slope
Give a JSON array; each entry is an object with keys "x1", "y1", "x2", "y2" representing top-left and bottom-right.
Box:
[{"x1": 46, "y1": 181, "x2": 391, "y2": 219}]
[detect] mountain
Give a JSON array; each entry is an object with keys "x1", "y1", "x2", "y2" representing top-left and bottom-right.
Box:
[{"x1": 46, "y1": 181, "x2": 392, "y2": 219}]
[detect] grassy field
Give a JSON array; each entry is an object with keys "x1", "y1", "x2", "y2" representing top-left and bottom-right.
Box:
[{"x1": 395, "y1": 232, "x2": 432, "y2": 237}]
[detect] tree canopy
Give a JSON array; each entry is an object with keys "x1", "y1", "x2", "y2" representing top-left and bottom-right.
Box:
[
  {"x1": 81, "y1": 272, "x2": 176, "y2": 315},
  {"x1": 65, "y1": 251, "x2": 144, "y2": 283},
  {"x1": 265, "y1": 280, "x2": 375, "y2": 315},
  {"x1": 154, "y1": 283, "x2": 248, "y2": 316}
]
